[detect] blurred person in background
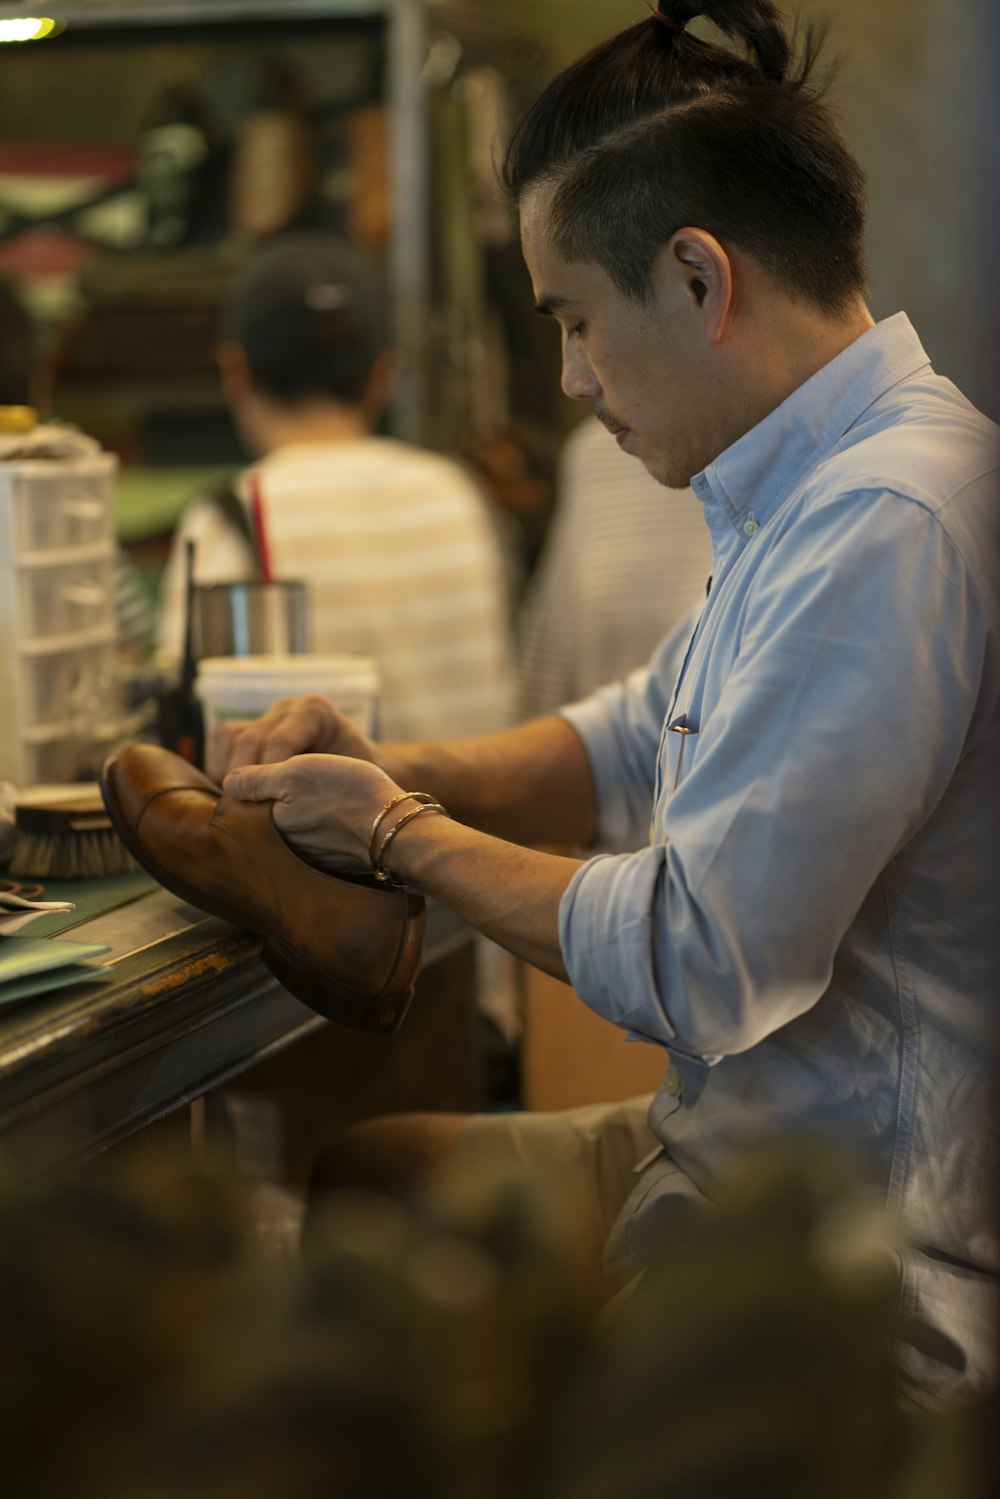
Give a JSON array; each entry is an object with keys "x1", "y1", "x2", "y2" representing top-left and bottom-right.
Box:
[
  {"x1": 157, "y1": 232, "x2": 514, "y2": 743},
  {"x1": 516, "y1": 415, "x2": 711, "y2": 721}
]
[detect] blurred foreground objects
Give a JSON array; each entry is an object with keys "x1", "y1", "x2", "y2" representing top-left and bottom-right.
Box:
[{"x1": 0, "y1": 1140, "x2": 987, "y2": 1499}]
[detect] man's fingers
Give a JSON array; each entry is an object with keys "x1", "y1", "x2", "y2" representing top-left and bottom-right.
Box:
[
  {"x1": 204, "y1": 696, "x2": 364, "y2": 782},
  {"x1": 225, "y1": 735, "x2": 293, "y2": 772},
  {"x1": 223, "y1": 762, "x2": 289, "y2": 802},
  {"x1": 221, "y1": 724, "x2": 301, "y2": 773},
  {"x1": 205, "y1": 722, "x2": 244, "y2": 784},
  {"x1": 216, "y1": 698, "x2": 338, "y2": 775}
]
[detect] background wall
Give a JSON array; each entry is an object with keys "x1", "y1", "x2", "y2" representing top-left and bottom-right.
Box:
[{"x1": 473, "y1": 0, "x2": 999, "y2": 420}]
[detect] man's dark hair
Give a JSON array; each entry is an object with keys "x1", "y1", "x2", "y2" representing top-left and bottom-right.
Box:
[
  {"x1": 220, "y1": 232, "x2": 386, "y2": 406},
  {"x1": 500, "y1": 0, "x2": 868, "y2": 315}
]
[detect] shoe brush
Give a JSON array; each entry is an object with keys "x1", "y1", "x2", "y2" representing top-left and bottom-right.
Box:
[{"x1": 9, "y1": 784, "x2": 139, "y2": 880}]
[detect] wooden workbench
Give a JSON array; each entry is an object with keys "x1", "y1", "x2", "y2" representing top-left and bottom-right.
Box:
[{"x1": 0, "y1": 889, "x2": 478, "y2": 1180}]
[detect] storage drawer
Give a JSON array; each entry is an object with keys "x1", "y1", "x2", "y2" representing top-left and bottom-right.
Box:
[
  {"x1": 17, "y1": 553, "x2": 116, "y2": 640},
  {"x1": 17, "y1": 640, "x2": 117, "y2": 729},
  {"x1": 9, "y1": 468, "x2": 114, "y2": 552},
  {"x1": 11, "y1": 735, "x2": 85, "y2": 787}
]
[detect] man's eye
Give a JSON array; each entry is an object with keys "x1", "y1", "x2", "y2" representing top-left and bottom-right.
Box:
[{"x1": 566, "y1": 323, "x2": 584, "y2": 340}]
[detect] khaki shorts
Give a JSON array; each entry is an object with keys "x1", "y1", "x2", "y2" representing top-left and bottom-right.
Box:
[{"x1": 456, "y1": 1096, "x2": 658, "y2": 1276}]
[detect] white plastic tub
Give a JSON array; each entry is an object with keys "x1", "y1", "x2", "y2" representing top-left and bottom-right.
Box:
[{"x1": 196, "y1": 654, "x2": 381, "y2": 740}]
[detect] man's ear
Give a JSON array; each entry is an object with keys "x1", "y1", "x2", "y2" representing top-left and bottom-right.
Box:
[
  {"x1": 361, "y1": 349, "x2": 400, "y2": 419},
  {"x1": 660, "y1": 228, "x2": 734, "y2": 344},
  {"x1": 215, "y1": 340, "x2": 254, "y2": 402}
]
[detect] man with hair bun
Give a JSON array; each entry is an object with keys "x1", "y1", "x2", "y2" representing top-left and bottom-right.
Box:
[{"x1": 209, "y1": 2, "x2": 999, "y2": 1405}]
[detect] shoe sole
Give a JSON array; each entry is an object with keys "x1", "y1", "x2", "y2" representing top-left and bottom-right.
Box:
[{"x1": 100, "y1": 757, "x2": 414, "y2": 1034}]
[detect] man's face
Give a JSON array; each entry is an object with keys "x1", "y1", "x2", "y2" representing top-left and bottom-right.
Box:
[{"x1": 520, "y1": 185, "x2": 715, "y2": 489}]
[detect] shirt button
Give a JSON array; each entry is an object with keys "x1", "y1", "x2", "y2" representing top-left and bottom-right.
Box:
[
  {"x1": 665, "y1": 1066, "x2": 682, "y2": 1097},
  {"x1": 742, "y1": 517, "x2": 759, "y2": 537}
]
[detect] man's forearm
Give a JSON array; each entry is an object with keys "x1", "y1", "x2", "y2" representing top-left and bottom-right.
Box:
[
  {"x1": 377, "y1": 715, "x2": 598, "y2": 849},
  {"x1": 383, "y1": 811, "x2": 582, "y2": 979}
]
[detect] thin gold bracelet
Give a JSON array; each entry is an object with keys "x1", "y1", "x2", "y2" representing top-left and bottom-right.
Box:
[
  {"x1": 373, "y1": 801, "x2": 450, "y2": 886},
  {"x1": 368, "y1": 791, "x2": 439, "y2": 870}
]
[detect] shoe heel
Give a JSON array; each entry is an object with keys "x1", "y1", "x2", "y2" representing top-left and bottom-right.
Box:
[{"x1": 260, "y1": 943, "x2": 412, "y2": 1034}]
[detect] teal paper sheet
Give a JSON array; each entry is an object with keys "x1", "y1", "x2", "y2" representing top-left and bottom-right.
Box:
[
  {"x1": 0, "y1": 961, "x2": 114, "y2": 1009},
  {"x1": 0, "y1": 935, "x2": 112, "y2": 986},
  {"x1": 23, "y1": 873, "x2": 157, "y2": 940}
]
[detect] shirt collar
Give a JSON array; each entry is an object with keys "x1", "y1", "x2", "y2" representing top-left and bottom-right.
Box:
[{"x1": 690, "y1": 313, "x2": 932, "y2": 538}]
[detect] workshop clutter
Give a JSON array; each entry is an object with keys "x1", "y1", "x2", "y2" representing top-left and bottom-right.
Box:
[{"x1": 0, "y1": 418, "x2": 121, "y2": 786}]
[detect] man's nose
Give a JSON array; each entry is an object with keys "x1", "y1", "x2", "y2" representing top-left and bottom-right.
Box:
[{"x1": 561, "y1": 340, "x2": 600, "y2": 400}]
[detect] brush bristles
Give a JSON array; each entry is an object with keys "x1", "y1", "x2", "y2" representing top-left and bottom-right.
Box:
[{"x1": 9, "y1": 828, "x2": 141, "y2": 881}]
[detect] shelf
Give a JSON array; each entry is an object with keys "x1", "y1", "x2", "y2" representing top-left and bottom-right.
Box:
[
  {"x1": 53, "y1": 377, "x2": 227, "y2": 413},
  {"x1": 16, "y1": 541, "x2": 116, "y2": 570},
  {"x1": 0, "y1": 0, "x2": 389, "y2": 27},
  {"x1": 0, "y1": 0, "x2": 542, "y2": 451},
  {"x1": 16, "y1": 624, "x2": 117, "y2": 658}
]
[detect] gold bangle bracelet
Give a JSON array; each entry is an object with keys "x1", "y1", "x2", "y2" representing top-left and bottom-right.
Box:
[
  {"x1": 368, "y1": 791, "x2": 439, "y2": 870},
  {"x1": 373, "y1": 801, "x2": 450, "y2": 886}
]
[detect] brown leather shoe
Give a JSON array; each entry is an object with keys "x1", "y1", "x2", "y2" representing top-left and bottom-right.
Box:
[{"x1": 101, "y1": 744, "x2": 425, "y2": 1033}]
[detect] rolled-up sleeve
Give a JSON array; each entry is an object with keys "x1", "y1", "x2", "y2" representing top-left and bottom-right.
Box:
[{"x1": 559, "y1": 489, "x2": 988, "y2": 1060}]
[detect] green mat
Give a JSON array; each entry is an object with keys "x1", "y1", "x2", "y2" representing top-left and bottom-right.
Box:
[
  {"x1": 115, "y1": 465, "x2": 232, "y2": 545},
  {"x1": 23, "y1": 872, "x2": 158, "y2": 940}
]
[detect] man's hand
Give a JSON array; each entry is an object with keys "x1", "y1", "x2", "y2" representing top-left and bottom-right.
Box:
[
  {"x1": 220, "y1": 735, "x2": 582, "y2": 981},
  {"x1": 206, "y1": 694, "x2": 378, "y2": 784},
  {"x1": 222, "y1": 752, "x2": 401, "y2": 873}
]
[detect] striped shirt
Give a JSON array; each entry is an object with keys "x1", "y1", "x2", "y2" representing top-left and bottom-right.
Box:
[
  {"x1": 516, "y1": 418, "x2": 713, "y2": 720},
  {"x1": 157, "y1": 438, "x2": 515, "y2": 741}
]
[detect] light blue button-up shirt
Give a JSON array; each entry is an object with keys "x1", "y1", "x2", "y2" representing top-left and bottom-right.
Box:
[{"x1": 559, "y1": 314, "x2": 1000, "y2": 1405}]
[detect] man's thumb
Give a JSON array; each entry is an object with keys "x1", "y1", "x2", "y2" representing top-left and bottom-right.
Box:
[{"x1": 222, "y1": 764, "x2": 278, "y2": 802}]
